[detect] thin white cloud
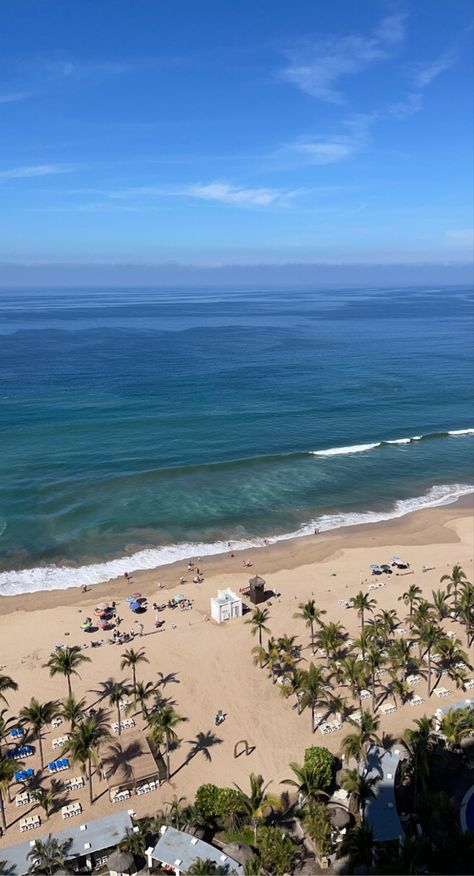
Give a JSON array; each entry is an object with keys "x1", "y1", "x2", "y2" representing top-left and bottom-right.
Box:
[
  {"x1": 387, "y1": 92, "x2": 423, "y2": 120},
  {"x1": 411, "y1": 52, "x2": 456, "y2": 89},
  {"x1": 0, "y1": 92, "x2": 31, "y2": 104},
  {"x1": 280, "y1": 13, "x2": 406, "y2": 103},
  {"x1": 105, "y1": 181, "x2": 294, "y2": 207},
  {"x1": 445, "y1": 228, "x2": 474, "y2": 246},
  {"x1": 279, "y1": 114, "x2": 373, "y2": 165},
  {"x1": 0, "y1": 164, "x2": 74, "y2": 180},
  {"x1": 182, "y1": 182, "x2": 281, "y2": 206}
]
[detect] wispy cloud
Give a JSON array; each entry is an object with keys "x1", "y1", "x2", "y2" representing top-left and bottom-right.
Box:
[
  {"x1": 181, "y1": 182, "x2": 283, "y2": 206},
  {"x1": 0, "y1": 92, "x2": 32, "y2": 104},
  {"x1": 0, "y1": 164, "x2": 74, "y2": 181},
  {"x1": 280, "y1": 13, "x2": 406, "y2": 103},
  {"x1": 277, "y1": 114, "x2": 373, "y2": 165},
  {"x1": 445, "y1": 228, "x2": 474, "y2": 246},
  {"x1": 411, "y1": 51, "x2": 457, "y2": 89},
  {"x1": 104, "y1": 181, "x2": 295, "y2": 207}
]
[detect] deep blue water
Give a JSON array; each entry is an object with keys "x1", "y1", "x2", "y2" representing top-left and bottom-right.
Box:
[{"x1": 0, "y1": 285, "x2": 472, "y2": 594}]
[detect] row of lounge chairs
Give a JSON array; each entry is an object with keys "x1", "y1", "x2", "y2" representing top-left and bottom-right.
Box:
[
  {"x1": 49, "y1": 758, "x2": 70, "y2": 773},
  {"x1": 111, "y1": 719, "x2": 135, "y2": 732},
  {"x1": 15, "y1": 768, "x2": 34, "y2": 782},
  {"x1": 7, "y1": 745, "x2": 33, "y2": 760},
  {"x1": 136, "y1": 780, "x2": 159, "y2": 795}
]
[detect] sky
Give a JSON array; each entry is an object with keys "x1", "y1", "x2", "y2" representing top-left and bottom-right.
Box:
[{"x1": 0, "y1": 0, "x2": 473, "y2": 277}]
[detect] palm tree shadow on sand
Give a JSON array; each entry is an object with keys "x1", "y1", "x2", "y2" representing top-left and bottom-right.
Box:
[{"x1": 171, "y1": 730, "x2": 223, "y2": 778}]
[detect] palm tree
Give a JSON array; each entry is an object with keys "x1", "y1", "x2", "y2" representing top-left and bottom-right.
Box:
[
  {"x1": 62, "y1": 716, "x2": 111, "y2": 805},
  {"x1": 282, "y1": 761, "x2": 330, "y2": 807},
  {"x1": 315, "y1": 621, "x2": 345, "y2": 661},
  {"x1": 350, "y1": 592, "x2": 376, "y2": 642},
  {"x1": 387, "y1": 671, "x2": 410, "y2": 708},
  {"x1": 376, "y1": 608, "x2": 399, "y2": 642},
  {"x1": 188, "y1": 860, "x2": 221, "y2": 875},
  {"x1": 398, "y1": 583, "x2": 422, "y2": 627},
  {"x1": 431, "y1": 588, "x2": 451, "y2": 621},
  {"x1": 245, "y1": 607, "x2": 271, "y2": 647},
  {"x1": 148, "y1": 705, "x2": 187, "y2": 781},
  {"x1": 342, "y1": 710, "x2": 381, "y2": 767},
  {"x1": 31, "y1": 788, "x2": 55, "y2": 819},
  {"x1": 337, "y1": 823, "x2": 375, "y2": 873},
  {"x1": 389, "y1": 638, "x2": 414, "y2": 682},
  {"x1": 0, "y1": 673, "x2": 18, "y2": 706},
  {"x1": 458, "y1": 582, "x2": 474, "y2": 647},
  {"x1": 234, "y1": 773, "x2": 282, "y2": 844},
  {"x1": 441, "y1": 563, "x2": 469, "y2": 613},
  {"x1": 0, "y1": 754, "x2": 17, "y2": 831},
  {"x1": 403, "y1": 715, "x2": 436, "y2": 809},
  {"x1": 61, "y1": 695, "x2": 86, "y2": 730},
  {"x1": 341, "y1": 731, "x2": 365, "y2": 766},
  {"x1": 44, "y1": 646, "x2": 91, "y2": 698},
  {"x1": 120, "y1": 825, "x2": 148, "y2": 858},
  {"x1": 20, "y1": 698, "x2": 59, "y2": 769},
  {"x1": 133, "y1": 680, "x2": 156, "y2": 719},
  {"x1": 439, "y1": 705, "x2": 474, "y2": 750},
  {"x1": 339, "y1": 768, "x2": 379, "y2": 822},
  {"x1": 120, "y1": 647, "x2": 149, "y2": 699},
  {"x1": 107, "y1": 681, "x2": 130, "y2": 736},
  {"x1": 418, "y1": 621, "x2": 442, "y2": 696},
  {"x1": 252, "y1": 636, "x2": 280, "y2": 681},
  {"x1": 27, "y1": 834, "x2": 67, "y2": 875},
  {"x1": 277, "y1": 634, "x2": 300, "y2": 669},
  {"x1": 298, "y1": 663, "x2": 325, "y2": 732},
  {"x1": 339, "y1": 656, "x2": 366, "y2": 712},
  {"x1": 293, "y1": 600, "x2": 325, "y2": 655},
  {"x1": 365, "y1": 646, "x2": 383, "y2": 713},
  {"x1": 0, "y1": 708, "x2": 16, "y2": 756}
]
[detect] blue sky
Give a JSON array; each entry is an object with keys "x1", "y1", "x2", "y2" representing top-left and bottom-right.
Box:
[{"x1": 0, "y1": 0, "x2": 472, "y2": 267}]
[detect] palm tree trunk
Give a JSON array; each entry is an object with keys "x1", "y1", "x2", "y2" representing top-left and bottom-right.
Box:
[
  {"x1": 258, "y1": 626, "x2": 262, "y2": 647},
  {"x1": 132, "y1": 667, "x2": 137, "y2": 699},
  {"x1": 253, "y1": 818, "x2": 257, "y2": 846},
  {"x1": 39, "y1": 731, "x2": 44, "y2": 769},
  {"x1": 311, "y1": 621, "x2": 315, "y2": 655},
  {"x1": 67, "y1": 674, "x2": 72, "y2": 699},
  {"x1": 117, "y1": 704, "x2": 121, "y2": 736},
  {"x1": 0, "y1": 791, "x2": 6, "y2": 831},
  {"x1": 88, "y1": 754, "x2": 93, "y2": 805},
  {"x1": 427, "y1": 651, "x2": 431, "y2": 697},
  {"x1": 166, "y1": 736, "x2": 170, "y2": 781}
]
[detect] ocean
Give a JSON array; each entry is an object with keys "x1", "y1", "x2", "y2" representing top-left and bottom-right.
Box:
[{"x1": 0, "y1": 284, "x2": 473, "y2": 596}]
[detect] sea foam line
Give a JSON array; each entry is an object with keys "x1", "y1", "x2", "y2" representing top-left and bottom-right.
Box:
[
  {"x1": 312, "y1": 429, "x2": 472, "y2": 457},
  {"x1": 0, "y1": 482, "x2": 472, "y2": 597}
]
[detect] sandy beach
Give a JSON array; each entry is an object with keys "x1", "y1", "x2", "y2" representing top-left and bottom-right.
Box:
[{"x1": 0, "y1": 498, "x2": 473, "y2": 851}]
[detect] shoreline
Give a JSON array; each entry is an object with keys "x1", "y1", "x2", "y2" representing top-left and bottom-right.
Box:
[
  {"x1": 1, "y1": 494, "x2": 472, "y2": 616},
  {"x1": 0, "y1": 496, "x2": 472, "y2": 850}
]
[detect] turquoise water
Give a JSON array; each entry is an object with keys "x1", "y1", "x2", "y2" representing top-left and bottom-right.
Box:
[{"x1": 0, "y1": 285, "x2": 473, "y2": 594}]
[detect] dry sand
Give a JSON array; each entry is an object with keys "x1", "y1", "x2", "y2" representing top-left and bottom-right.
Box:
[{"x1": 0, "y1": 498, "x2": 473, "y2": 850}]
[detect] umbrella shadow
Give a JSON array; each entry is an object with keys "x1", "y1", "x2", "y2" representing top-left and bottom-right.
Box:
[{"x1": 89, "y1": 677, "x2": 130, "y2": 708}]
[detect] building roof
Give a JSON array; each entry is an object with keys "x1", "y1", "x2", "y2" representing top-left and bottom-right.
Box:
[
  {"x1": 101, "y1": 731, "x2": 160, "y2": 789},
  {"x1": 362, "y1": 745, "x2": 403, "y2": 842},
  {"x1": 211, "y1": 588, "x2": 241, "y2": 606},
  {"x1": 0, "y1": 811, "x2": 133, "y2": 875},
  {"x1": 151, "y1": 826, "x2": 244, "y2": 874}
]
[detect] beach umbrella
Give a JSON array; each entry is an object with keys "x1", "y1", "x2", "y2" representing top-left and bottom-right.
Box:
[
  {"x1": 96, "y1": 602, "x2": 109, "y2": 611},
  {"x1": 80, "y1": 621, "x2": 92, "y2": 631},
  {"x1": 174, "y1": 593, "x2": 185, "y2": 602},
  {"x1": 132, "y1": 592, "x2": 142, "y2": 599},
  {"x1": 130, "y1": 601, "x2": 141, "y2": 612},
  {"x1": 249, "y1": 575, "x2": 266, "y2": 587},
  {"x1": 369, "y1": 564, "x2": 380, "y2": 570}
]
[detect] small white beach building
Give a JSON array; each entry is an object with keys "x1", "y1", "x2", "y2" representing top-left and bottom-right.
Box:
[{"x1": 210, "y1": 588, "x2": 242, "y2": 624}]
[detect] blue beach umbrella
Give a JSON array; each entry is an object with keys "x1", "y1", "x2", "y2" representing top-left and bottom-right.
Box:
[{"x1": 130, "y1": 601, "x2": 141, "y2": 612}]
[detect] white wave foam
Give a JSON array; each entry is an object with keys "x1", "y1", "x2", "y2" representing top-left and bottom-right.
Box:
[
  {"x1": 385, "y1": 438, "x2": 412, "y2": 445},
  {"x1": 0, "y1": 483, "x2": 472, "y2": 597},
  {"x1": 448, "y1": 428, "x2": 474, "y2": 436},
  {"x1": 312, "y1": 442, "x2": 381, "y2": 457}
]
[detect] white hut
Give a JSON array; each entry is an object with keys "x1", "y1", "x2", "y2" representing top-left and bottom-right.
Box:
[{"x1": 210, "y1": 588, "x2": 242, "y2": 624}]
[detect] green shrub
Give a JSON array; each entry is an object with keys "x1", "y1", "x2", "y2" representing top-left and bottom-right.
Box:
[
  {"x1": 256, "y1": 826, "x2": 302, "y2": 874},
  {"x1": 304, "y1": 746, "x2": 336, "y2": 791},
  {"x1": 303, "y1": 801, "x2": 332, "y2": 856}
]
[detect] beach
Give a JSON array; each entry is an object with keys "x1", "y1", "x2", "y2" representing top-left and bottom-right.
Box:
[{"x1": 0, "y1": 498, "x2": 472, "y2": 850}]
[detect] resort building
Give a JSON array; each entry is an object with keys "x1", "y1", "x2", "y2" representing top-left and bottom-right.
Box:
[
  {"x1": 100, "y1": 731, "x2": 164, "y2": 801},
  {"x1": 210, "y1": 588, "x2": 242, "y2": 624},
  {"x1": 0, "y1": 810, "x2": 133, "y2": 874},
  {"x1": 147, "y1": 825, "x2": 245, "y2": 875}
]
